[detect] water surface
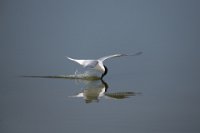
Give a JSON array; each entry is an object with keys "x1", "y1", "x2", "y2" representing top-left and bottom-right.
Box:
[{"x1": 1, "y1": 0, "x2": 200, "y2": 133}]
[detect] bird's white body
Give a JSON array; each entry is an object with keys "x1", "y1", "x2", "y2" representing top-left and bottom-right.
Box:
[
  {"x1": 66, "y1": 52, "x2": 142, "y2": 78},
  {"x1": 67, "y1": 57, "x2": 105, "y2": 73}
]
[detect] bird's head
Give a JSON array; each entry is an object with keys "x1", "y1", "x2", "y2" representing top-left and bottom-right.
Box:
[{"x1": 101, "y1": 65, "x2": 108, "y2": 79}]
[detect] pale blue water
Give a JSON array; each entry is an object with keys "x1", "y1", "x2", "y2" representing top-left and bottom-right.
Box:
[{"x1": 1, "y1": 0, "x2": 200, "y2": 133}]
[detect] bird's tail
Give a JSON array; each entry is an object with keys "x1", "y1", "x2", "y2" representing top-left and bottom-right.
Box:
[{"x1": 66, "y1": 56, "x2": 85, "y2": 66}]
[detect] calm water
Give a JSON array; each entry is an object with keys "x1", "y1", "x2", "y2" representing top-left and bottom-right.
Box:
[{"x1": 1, "y1": 0, "x2": 200, "y2": 133}]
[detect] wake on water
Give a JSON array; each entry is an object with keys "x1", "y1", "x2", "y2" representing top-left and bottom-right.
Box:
[{"x1": 21, "y1": 70, "x2": 101, "y2": 80}]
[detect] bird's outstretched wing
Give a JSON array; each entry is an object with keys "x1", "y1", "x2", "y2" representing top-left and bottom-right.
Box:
[
  {"x1": 98, "y1": 51, "x2": 142, "y2": 62},
  {"x1": 66, "y1": 57, "x2": 98, "y2": 68}
]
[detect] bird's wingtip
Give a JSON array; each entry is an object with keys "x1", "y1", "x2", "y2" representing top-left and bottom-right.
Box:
[
  {"x1": 65, "y1": 56, "x2": 71, "y2": 59},
  {"x1": 129, "y1": 51, "x2": 143, "y2": 56},
  {"x1": 135, "y1": 51, "x2": 143, "y2": 55}
]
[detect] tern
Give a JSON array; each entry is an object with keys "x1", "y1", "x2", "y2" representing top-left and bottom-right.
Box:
[
  {"x1": 70, "y1": 80, "x2": 137, "y2": 103},
  {"x1": 66, "y1": 51, "x2": 142, "y2": 79}
]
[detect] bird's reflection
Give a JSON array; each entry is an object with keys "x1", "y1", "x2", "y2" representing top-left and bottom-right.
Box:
[
  {"x1": 21, "y1": 74, "x2": 140, "y2": 103},
  {"x1": 70, "y1": 80, "x2": 139, "y2": 103}
]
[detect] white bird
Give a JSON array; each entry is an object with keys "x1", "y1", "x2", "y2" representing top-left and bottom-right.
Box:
[{"x1": 66, "y1": 51, "x2": 142, "y2": 79}]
